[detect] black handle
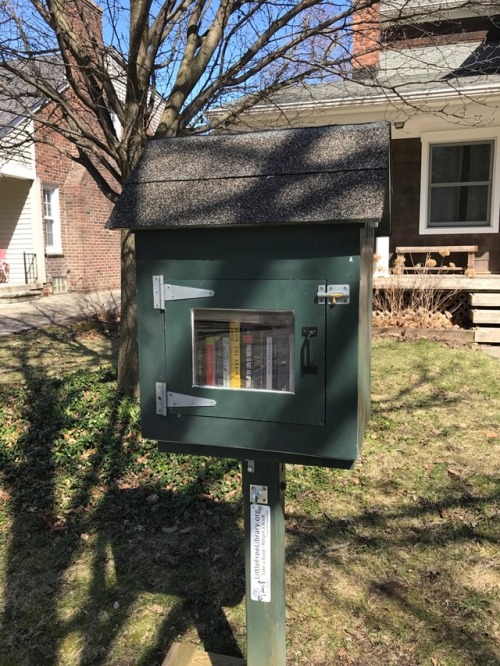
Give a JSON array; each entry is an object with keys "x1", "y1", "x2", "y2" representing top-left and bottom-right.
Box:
[{"x1": 301, "y1": 327, "x2": 318, "y2": 375}]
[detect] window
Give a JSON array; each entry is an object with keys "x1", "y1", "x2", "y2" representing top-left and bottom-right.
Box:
[
  {"x1": 429, "y1": 142, "x2": 492, "y2": 227},
  {"x1": 192, "y1": 309, "x2": 295, "y2": 393},
  {"x1": 420, "y1": 130, "x2": 500, "y2": 235},
  {"x1": 43, "y1": 187, "x2": 62, "y2": 254}
]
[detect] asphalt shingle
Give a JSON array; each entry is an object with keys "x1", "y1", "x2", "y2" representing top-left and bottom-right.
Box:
[{"x1": 107, "y1": 122, "x2": 391, "y2": 230}]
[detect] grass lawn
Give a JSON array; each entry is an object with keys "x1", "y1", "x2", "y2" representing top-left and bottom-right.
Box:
[{"x1": 0, "y1": 324, "x2": 499, "y2": 665}]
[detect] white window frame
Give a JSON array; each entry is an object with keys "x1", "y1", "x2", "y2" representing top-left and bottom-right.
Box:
[
  {"x1": 419, "y1": 128, "x2": 500, "y2": 235},
  {"x1": 43, "y1": 186, "x2": 62, "y2": 255},
  {"x1": 110, "y1": 110, "x2": 122, "y2": 139}
]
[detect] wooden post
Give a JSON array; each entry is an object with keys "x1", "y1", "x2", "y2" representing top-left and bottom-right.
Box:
[{"x1": 242, "y1": 460, "x2": 286, "y2": 666}]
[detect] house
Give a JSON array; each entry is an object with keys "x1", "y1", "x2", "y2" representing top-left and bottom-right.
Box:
[
  {"x1": 0, "y1": 0, "x2": 120, "y2": 299},
  {"x1": 227, "y1": 0, "x2": 500, "y2": 279}
]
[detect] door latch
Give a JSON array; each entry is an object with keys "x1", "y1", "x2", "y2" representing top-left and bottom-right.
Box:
[{"x1": 317, "y1": 284, "x2": 350, "y2": 305}]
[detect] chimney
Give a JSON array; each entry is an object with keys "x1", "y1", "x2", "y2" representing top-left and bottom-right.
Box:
[
  {"x1": 59, "y1": 0, "x2": 104, "y2": 51},
  {"x1": 351, "y1": 1, "x2": 380, "y2": 75}
]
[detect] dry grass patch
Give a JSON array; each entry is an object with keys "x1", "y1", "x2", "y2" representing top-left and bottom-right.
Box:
[{"x1": 0, "y1": 323, "x2": 117, "y2": 385}]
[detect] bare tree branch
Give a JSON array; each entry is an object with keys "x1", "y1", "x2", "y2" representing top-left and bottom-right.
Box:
[{"x1": 1, "y1": 0, "x2": 494, "y2": 394}]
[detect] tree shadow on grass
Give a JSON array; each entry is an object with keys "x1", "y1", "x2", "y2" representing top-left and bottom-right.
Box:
[
  {"x1": 0, "y1": 359, "x2": 245, "y2": 665},
  {"x1": 75, "y1": 484, "x2": 245, "y2": 664},
  {"x1": 0, "y1": 363, "x2": 129, "y2": 663},
  {"x1": 1, "y1": 337, "x2": 499, "y2": 665},
  {"x1": 0, "y1": 322, "x2": 118, "y2": 385},
  {"x1": 285, "y1": 480, "x2": 500, "y2": 666}
]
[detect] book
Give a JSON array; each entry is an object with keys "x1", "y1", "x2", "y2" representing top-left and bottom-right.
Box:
[
  {"x1": 242, "y1": 327, "x2": 253, "y2": 388},
  {"x1": 222, "y1": 335, "x2": 230, "y2": 387},
  {"x1": 205, "y1": 336, "x2": 215, "y2": 386},
  {"x1": 275, "y1": 328, "x2": 290, "y2": 392},
  {"x1": 289, "y1": 332, "x2": 295, "y2": 393},
  {"x1": 265, "y1": 335, "x2": 273, "y2": 390},
  {"x1": 229, "y1": 321, "x2": 241, "y2": 388},
  {"x1": 215, "y1": 336, "x2": 224, "y2": 386},
  {"x1": 252, "y1": 329, "x2": 265, "y2": 390},
  {"x1": 195, "y1": 333, "x2": 205, "y2": 386}
]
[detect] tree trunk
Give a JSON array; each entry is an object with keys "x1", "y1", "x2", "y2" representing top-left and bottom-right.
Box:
[{"x1": 117, "y1": 230, "x2": 139, "y2": 397}]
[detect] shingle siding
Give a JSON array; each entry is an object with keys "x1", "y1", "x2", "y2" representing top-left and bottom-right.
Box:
[
  {"x1": 380, "y1": 41, "x2": 484, "y2": 76},
  {"x1": 390, "y1": 139, "x2": 500, "y2": 272}
]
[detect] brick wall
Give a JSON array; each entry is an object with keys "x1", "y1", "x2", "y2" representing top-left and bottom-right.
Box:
[
  {"x1": 63, "y1": 165, "x2": 119, "y2": 292},
  {"x1": 32, "y1": 0, "x2": 121, "y2": 294},
  {"x1": 63, "y1": 0, "x2": 103, "y2": 47},
  {"x1": 352, "y1": 1, "x2": 380, "y2": 72},
  {"x1": 35, "y1": 102, "x2": 120, "y2": 293}
]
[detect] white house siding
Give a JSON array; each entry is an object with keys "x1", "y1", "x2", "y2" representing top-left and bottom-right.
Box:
[{"x1": 0, "y1": 177, "x2": 35, "y2": 284}]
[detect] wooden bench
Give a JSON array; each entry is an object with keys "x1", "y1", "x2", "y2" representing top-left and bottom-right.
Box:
[{"x1": 395, "y1": 245, "x2": 478, "y2": 272}]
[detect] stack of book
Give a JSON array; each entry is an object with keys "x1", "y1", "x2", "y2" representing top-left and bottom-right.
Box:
[{"x1": 194, "y1": 317, "x2": 294, "y2": 393}]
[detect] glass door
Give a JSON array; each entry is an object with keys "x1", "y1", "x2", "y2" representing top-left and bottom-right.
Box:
[
  {"x1": 193, "y1": 309, "x2": 295, "y2": 393},
  {"x1": 164, "y1": 279, "x2": 325, "y2": 426}
]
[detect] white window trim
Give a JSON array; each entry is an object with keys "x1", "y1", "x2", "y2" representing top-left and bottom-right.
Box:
[
  {"x1": 419, "y1": 128, "x2": 500, "y2": 235},
  {"x1": 110, "y1": 110, "x2": 122, "y2": 139},
  {"x1": 43, "y1": 186, "x2": 63, "y2": 255}
]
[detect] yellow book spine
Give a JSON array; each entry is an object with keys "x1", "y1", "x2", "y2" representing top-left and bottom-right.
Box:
[{"x1": 229, "y1": 321, "x2": 241, "y2": 388}]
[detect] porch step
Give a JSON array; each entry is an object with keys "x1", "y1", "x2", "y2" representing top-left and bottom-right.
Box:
[
  {"x1": 472, "y1": 310, "x2": 500, "y2": 324},
  {"x1": 470, "y1": 293, "x2": 500, "y2": 307},
  {"x1": 0, "y1": 284, "x2": 43, "y2": 304},
  {"x1": 470, "y1": 292, "x2": 500, "y2": 344},
  {"x1": 475, "y1": 328, "x2": 500, "y2": 344}
]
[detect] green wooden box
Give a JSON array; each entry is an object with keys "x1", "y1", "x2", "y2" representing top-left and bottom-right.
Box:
[{"x1": 108, "y1": 123, "x2": 390, "y2": 468}]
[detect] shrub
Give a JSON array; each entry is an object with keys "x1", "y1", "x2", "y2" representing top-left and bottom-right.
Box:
[{"x1": 373, "y1": 251, "x2": 466, "y2": 329}]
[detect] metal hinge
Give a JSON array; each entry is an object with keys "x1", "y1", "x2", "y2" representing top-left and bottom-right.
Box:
[
  {"x1": 156, "y1": 382, "x2": 167, "y2": 416},
  {"x1": 155, "y1": 383, "x2": 216, "y2": 415},
  {"x1": 317, "y1": 284, "x2": 350, "y2": 305},
  {"x1": 153, "y1": 276, "x2": 214, "y2": 309}
]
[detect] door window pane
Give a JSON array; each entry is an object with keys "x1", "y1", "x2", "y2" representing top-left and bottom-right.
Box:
[{"x1": 193, "y1": 309, "x2": 294, "y2": 393}]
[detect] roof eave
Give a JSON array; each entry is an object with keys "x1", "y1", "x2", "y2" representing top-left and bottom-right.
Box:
[{"x1": 214, "y1": 80, "x2": 500, "y2": 118}]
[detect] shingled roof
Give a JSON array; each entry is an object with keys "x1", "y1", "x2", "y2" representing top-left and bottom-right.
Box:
[
  {"x1": 107, "y1": 122, "x2": 390, "y2": 230},
  {"x1": 0, "y1": 57, "x2": 66, "y2": 139}
]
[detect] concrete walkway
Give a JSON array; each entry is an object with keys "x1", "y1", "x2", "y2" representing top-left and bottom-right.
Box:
[
  {"x1": 0, "y1": 290, "x2": 120, "y2": 336},
  {"x1": 483, "y1": 344, "x2": 500, "y2": 359}
]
